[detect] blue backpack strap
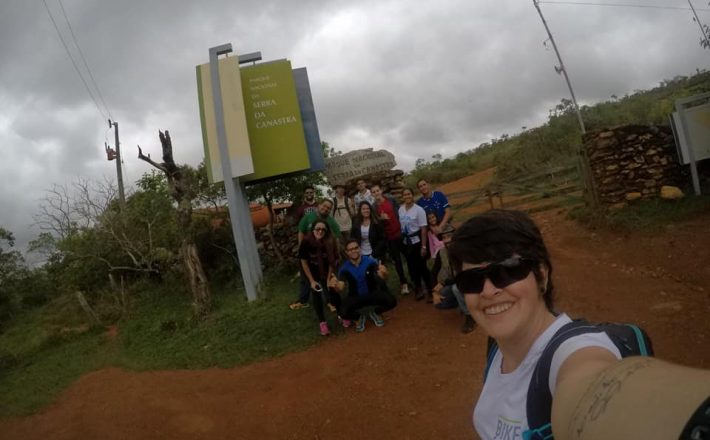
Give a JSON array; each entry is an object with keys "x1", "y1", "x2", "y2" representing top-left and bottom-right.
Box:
[
  {"x1": 524, "y1": 320, "x2": 654, "y2": 437},
  {"x1": 483, "y1": 336, "x2": 498, "y2": 381},
  {"x1": 525, "y1": 320, "x2": 605, "y2": 436}
]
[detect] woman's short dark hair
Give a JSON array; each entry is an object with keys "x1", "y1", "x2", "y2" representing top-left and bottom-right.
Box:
[
  {"x1": 448, "y1": 209, "x2": 555, "y2": 311},
  {"x1": 402, "y1": 187, "x2": 414, "y2": 196}
]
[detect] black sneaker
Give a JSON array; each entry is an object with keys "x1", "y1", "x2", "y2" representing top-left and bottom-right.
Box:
[{"x1": 461, "y1": 315, "x2": 476, "y2": 333}]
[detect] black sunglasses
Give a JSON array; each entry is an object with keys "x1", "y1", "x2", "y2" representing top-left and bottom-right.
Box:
[{"x1": 455, "y1": 256, "x2": 535, "y2": 294}]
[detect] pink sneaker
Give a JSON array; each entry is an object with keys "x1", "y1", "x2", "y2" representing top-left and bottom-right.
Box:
[
  {"x1": 319, "y1": 321, "x2": 330, "y2": 336},
  {"x1": 341, "y1": 319, "x2": 352, "y2": 328}
]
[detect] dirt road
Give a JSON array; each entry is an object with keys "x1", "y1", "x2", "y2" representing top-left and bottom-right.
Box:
[{"x1": 2, "y1": 209, "x2": 709, "y2": 440}]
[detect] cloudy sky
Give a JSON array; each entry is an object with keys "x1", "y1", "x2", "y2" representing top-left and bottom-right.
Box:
[{"x1": 1, "y1": 0, "x2": 708, "y2": 252}]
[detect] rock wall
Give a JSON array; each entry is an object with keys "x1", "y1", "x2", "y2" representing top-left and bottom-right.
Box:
[
  {"x1": 340, "y1": 169, "x2": 406, "y2": 202},
  {"x1": 583, "y1": 125, "x2": 684, "y2": 206}
]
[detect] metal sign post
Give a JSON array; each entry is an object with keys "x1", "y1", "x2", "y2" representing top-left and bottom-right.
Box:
[{"x1": 208, "y1": 43, "x2": 263, "y2": 301}]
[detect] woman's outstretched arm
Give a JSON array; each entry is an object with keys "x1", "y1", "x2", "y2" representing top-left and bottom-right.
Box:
[{"x1": 553, "y1": 353, "x2": 710, "y2": 440}]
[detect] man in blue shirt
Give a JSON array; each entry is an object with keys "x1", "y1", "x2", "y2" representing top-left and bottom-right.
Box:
[
  {"x1": 416, "y1": 178, "x2": 451, "y2": 234},
  {"x1": 328, "y1": 239, "x2": 397, "y2": 332}
]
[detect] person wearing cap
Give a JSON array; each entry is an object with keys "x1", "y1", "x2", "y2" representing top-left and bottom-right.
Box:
[
  {"x1": 430, "y1": 223, "x2": 476, "y2": 333},
  {"x1": 331, "y1": 184, "x2": 355, "y2": 241}
]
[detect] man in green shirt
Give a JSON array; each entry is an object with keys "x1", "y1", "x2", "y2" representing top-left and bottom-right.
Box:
[{"x1": 298, "y1": 199, "x2": 341, "y2": 243}]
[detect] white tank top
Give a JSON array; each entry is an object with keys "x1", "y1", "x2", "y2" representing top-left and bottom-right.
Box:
[{"x1": 473, "y1": 314, "x2": 621, "y2": 439}]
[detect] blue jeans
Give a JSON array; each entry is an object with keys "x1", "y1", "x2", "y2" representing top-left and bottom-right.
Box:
[
  {"x1": 441, "y1": 284, "x2": 470, "y2": 316},
  {"x1": 297, "y1": 269, "x2": 310, "y2": 304}
]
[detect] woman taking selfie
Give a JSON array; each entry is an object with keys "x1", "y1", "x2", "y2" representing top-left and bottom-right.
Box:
[{"x1": 448, "y1": 209, "x2": 710, "y2": 440}]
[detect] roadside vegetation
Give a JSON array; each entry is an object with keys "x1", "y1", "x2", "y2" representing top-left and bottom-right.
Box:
[
  {"x1": 407, "y1": 70, "x2": 710, "y2": 191},
  {"x1": 2, "y1": 71, "x2": 710, "y2": 418}
]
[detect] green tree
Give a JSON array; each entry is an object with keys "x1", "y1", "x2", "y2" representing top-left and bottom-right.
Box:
[{"x1": 0, "y1": 228, "x2": 28, "y2": 324}]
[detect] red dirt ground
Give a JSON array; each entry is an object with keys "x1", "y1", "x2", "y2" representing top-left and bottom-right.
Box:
[{"x1": 2, "y1": 197, "x2": 709, "y2": 439}]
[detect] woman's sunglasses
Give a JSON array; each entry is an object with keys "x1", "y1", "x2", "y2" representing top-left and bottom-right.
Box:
[{"x1": 455, "y1": 256, "x2": 535, "y2": 294}]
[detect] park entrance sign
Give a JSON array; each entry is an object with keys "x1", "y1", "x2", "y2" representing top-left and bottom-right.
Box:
[
  {"x1": 196, "y1": 44, "x2": 324, "y2": 301},
  {"x1": 239, "y1": 60, "x2": 311, "y2": 182}
]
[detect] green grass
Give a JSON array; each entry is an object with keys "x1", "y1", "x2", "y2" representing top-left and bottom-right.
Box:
[
  {"x1": 0, "y1": 268, "x2": 326, "y2": 417},
  {"x1": 0, "y1": 330, "x2": 107, "y2": 415},
  {"x1": 569, "y1": 195, "x2": 710, "y2": 231}
]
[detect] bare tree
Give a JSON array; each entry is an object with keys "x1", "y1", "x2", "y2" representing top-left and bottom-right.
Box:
[
  {"x1": 138, "y1": 130, "x2": 211, "y2": 317},
  {"x1": 34, "y1": 177, "x2": 164, "y2": 276}
]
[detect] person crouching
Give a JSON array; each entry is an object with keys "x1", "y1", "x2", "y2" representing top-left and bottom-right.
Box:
[{"x1": 328, "y1": 239, "x2": 397, "y2": 333}]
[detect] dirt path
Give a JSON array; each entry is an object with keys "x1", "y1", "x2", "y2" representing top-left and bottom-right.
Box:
[{"x1": 2, "y1": 210, "x2": 709, "y2": 440}]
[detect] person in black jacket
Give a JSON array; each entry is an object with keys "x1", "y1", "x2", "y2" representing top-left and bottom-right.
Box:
[
  {"x1": 328, "y1": 239, "x2": 397, "y2": 333},
  {"x1": 350, "y1": 201, "x2": 386, "y2": 260}
]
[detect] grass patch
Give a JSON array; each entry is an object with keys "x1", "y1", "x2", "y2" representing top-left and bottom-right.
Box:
[
  {"x1": 114, "y1": 277, "x2": 323, "y2": 370},
  {"x1": 0, "y1": 268, "x2": 330, "y2": 417},
  {"x1": 569, "y1": 195, "x2": 710, "y2": 231},
  {"x1": 0, "y1": 330, "x2": 107, "y2": 416}
]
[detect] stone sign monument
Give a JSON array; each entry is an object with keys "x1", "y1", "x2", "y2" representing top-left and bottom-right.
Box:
[{"x1": 324, "y1": 148, "x2": 397, "y2": 187}]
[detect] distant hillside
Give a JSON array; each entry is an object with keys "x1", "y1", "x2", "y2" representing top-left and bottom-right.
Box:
[{"x1": 407, "y1": 70, "x2": 710, "y2": 188}]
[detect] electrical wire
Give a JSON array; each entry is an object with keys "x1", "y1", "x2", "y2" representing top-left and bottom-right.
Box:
[
  {"x1": 57, "y1": 0, "x2": 113, "y2": 120},
  {"x1": 539, "y1": 1, "x2": 710, "y2": 11},
  {"x1": 42, "y1": 0, "x2": 107, "y2": 120}
]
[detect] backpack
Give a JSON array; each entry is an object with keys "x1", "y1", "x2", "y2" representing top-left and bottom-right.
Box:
[
  {"x1": 484, "y1": 319, "x2": 654, "y2": 440},
  {"x1": 384, "y1": 193, "x2": 400, "y2": 214}
]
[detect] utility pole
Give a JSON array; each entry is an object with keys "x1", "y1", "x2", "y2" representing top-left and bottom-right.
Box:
[
  {"x1": 532, "y1": 0, "x2": 598, "y2": 207},
  {"x1": 533, "y1": 0, "x2": 586, "y2": 135},
  {"x1": 108, "y1": 119, "x2": 126, "y2": 207},
  {"x1": 688, "y1": 0, "x2": 710, "y2": 47}
]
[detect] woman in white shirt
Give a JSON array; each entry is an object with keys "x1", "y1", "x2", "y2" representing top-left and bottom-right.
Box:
[
  {"x1": 398, "y1": 187, "x2": 432, "y2": 301},
  {"x1": 448, "y1": 209, "x2": 710, "y2": 440}
]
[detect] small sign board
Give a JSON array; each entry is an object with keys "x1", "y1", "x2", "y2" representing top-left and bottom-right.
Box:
[
  {"x1": 325, "y1": 148, "x2": 397, "y2": 186},
  {"x1": 671, "y1": 102, "x2": 710, "y2": 165}
]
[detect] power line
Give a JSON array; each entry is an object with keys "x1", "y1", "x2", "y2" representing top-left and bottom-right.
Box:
[
  {"x1": 57, "y1": 0, "x2": 112, "y2": 120},
  {"x1": 539, "y1": 1, "x2": 710, "y2": 11},
  {"x1": 42, "y1": 0, "x2": 107, "y2": 120}
]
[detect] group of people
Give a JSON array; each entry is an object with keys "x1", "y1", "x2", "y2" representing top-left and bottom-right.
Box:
[
  {"x1": 289, "y1": 185, "x2": 710, "y2": 439},
  {"x1": 289, "y1": 178, "x2": 474, "y2": 335}
]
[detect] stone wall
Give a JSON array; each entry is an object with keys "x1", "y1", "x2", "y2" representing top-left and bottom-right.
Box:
[
  {"x1": 340, "y1": 169, "x2": 406, "y2": 202},
  {"x1": 583, "y1": 125, "x2": 684, "y2": 206}
]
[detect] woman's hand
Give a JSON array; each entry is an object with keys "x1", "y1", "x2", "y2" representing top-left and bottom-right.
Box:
[
  {"x1": 327, "y1": 273, "x2": 338, "y2": 289},
  {"x1": 421, "y1": 246, "x2": 428, "y2": 257},
  {"x1": 310, "y1": 280, "x2": 321, "y2": 291},
  {"x1": 377, "y1": 263, "x2": 388, "y2": 279}
]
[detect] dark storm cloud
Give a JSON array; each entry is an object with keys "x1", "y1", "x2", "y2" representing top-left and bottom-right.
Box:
[{"x1": 0, "y1": 0, "x2": 708, "y2": 251}]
